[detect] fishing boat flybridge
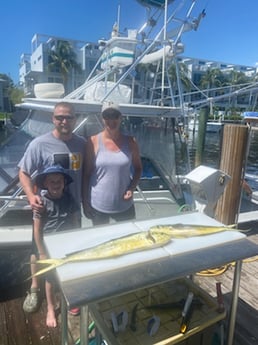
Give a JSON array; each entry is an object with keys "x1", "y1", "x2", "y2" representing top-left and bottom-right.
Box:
[{"x1": 0, "y1": 0, "x2": 211, "y2": 288}]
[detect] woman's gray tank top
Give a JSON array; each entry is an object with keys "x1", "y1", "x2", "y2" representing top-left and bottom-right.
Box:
[{"x1": 89, "y1": 133, "x2": 133, "y2": 213}]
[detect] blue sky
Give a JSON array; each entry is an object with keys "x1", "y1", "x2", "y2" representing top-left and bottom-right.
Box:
[{"x1": 1, "y1": 0, "x2": 258, "y2": 84}]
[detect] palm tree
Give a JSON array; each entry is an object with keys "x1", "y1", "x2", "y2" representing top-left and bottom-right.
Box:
[
  {"x1": 168, "y1": 62, "x2": 192, "y2": 106},
  {"x1": 48, "y1": 40, "x2": 81, "y2": 93},
  {"x1": 226, "y1": 70, "x2": 249, "y2": 86},
  {"x1": 168, "y1": 62, "x2": 191, "y2": 92},
  {"x1": 0, "y1": 74, "x2": 14, "y2": 112},
  {"x1": 200, "y1": 68, "x2": 225, "y2": 94},
  {"x1": 224, "y1": 70, "x2": 250, "y2": 111}
]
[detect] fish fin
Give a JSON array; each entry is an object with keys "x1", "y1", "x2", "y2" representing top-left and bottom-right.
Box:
[{"x1": 179, "y1": 223, "x2": 237, "y2": 229}]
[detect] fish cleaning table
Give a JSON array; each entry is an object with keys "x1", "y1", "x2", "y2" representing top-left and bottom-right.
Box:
[{"x1": 43, "y1": 212, "x2": 258, "y2": 345}]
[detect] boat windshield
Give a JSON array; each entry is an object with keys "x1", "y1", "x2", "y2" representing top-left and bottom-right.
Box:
[{"x1": 0, "y1": 109, "x2": 186, "y2": 224}]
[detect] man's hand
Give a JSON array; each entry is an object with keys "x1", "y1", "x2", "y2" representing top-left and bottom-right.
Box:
[{"x1": 28, "y1": 194, "x2": 44, "y2": 213}]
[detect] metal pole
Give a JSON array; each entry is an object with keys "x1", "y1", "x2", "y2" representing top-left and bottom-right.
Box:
[
  {"x1": 80, "y1": 305, "x2": 89, "y2": 345},
  {"x1": 61, "y1": 294, "x2": 68, "y2": 345},
  {"x1": 226, "y1": 260, "x2": 242, "y2": 345}
]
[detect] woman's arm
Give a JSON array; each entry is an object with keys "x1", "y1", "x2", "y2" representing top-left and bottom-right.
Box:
[{"x1": 124, "y1": 136, "x2": 143, "y2": 200}]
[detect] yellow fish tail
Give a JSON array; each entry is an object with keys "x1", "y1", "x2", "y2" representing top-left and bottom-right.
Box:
[
  {"x1": 31, "y1": 258, "x2": 65, "y2": 278},
  {"x1": 36, "y1": 258, "x2": 60, "y2": 265}
]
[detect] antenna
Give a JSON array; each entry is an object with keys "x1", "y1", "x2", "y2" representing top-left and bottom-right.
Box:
[{"x1": 117, "y1": 3, "x2": 121, "y2": 34}]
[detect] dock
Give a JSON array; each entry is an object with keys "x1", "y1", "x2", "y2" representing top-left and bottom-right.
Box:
[
  {"x1": 0, "y1": 229, "x2": 257, "y2": 345},
  {"x1": 195, "y1": 227, "x2": 258, "y2": 345}
]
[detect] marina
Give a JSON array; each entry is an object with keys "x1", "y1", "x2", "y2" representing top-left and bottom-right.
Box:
[{"x1": 0, "y1": 0, "x2": 258, "y2": 344}]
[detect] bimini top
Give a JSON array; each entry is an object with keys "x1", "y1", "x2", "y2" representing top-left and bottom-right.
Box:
[{"x1": 242, "y1": 111, "x2": 258, "y2": 122}]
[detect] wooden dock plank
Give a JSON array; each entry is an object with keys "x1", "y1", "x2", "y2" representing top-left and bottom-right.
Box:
[
  {"x1": 25, "y1": 302, "x2": 60, "y2": 345},
  {"x1": 229, "y1": 297, "x2": 258, "y2": 345},
  {"x1": 0, "y1": 301, "x2": 8, "y2": 345},
  {"x1": 2, "y1": 298, "x2": 32, "y2": 345}
]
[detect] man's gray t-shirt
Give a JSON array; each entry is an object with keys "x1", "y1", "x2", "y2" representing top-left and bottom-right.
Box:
[{"x1": 18, "y1": 132, "x2": 86, "y2": 204}]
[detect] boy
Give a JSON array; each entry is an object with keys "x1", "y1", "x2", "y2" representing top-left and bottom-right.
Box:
[{"x1": 23, "y1": 165, "x2": 80, "y2": 327}]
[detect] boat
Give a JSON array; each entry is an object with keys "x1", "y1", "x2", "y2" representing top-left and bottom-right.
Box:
[
  {"x1": 0, "y1": 0, "x2": 249, "y2": 296},
  {"x1": 241, "y1": 111, "x2": 258, "y2": 123},
  {"x1": 188, "y1": 118, "x2": 223, "y2": 134},
  {"x1": 206, "y1": 121, "x2": 223, "y2": 133},
  {"x1": 1, "y1": 4, "x2": 258, "y2": 345},
  {"x1": 0, "y1": 0, "x2": 209, "y2": 291}
]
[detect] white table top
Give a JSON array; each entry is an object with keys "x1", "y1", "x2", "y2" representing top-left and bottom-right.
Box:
[
  {"x1": 44, "y1": 212, "x2": 245, "y2": 283},
  {"x1": 43, "y1": 212, "x2": 258, "y2": 307}
]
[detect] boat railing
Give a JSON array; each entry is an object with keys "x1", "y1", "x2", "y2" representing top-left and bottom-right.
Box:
[
  {"x1": 134, "y1": 191, "x2": 179, "y2": 219},
  {"x1": 0, "y1": 172, "x2": 37, "y2": 218},
  {"x1": 65, "y1": 70, "x2": 114, "y2": 100},
  {"x1": 0, "y1": 193, "x2": 29, "y2": 219}
]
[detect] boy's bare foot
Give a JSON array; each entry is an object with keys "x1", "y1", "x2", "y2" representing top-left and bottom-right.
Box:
[{"x1": 46, "y1": 309, "x2": 57, "y2": 328}]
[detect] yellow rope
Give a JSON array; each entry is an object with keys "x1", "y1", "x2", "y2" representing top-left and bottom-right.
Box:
[
  {"x1": 197, "y1": 255, "x2": 258, "y2": 276},
  {"x1": 196, "y1": 265, "x2": 230, "y2": 276}
]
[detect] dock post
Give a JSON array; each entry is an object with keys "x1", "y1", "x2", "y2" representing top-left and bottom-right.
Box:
[
  {"x1": 195, "y1": 107, "x2": 209, "y2": 167},
  {"x1": 215, "y1": 124, "x2": 249, "y2": 225}
]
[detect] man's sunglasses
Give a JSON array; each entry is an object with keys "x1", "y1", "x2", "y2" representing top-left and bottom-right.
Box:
[{"x1": 54, "y1": 115, "x2": 76, "y2": 122}]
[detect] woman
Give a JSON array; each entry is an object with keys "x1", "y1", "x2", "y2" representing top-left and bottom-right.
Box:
[{"x1": 83, "y1": 102, "x2": 142, "y2": 225}]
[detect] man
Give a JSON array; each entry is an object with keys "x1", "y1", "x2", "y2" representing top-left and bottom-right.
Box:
[{"x1": 19, "y1": 101, "x2": 85, "y2": 315}]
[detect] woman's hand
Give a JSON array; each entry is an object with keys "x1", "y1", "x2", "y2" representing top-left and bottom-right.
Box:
[{"x1": 124, "y1": 190, "x2": 133, "y2": 200}]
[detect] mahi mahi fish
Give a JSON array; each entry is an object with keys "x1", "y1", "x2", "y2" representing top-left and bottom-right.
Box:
[{"x1": 32, "y1": 224, "x2": 237, "y2": 277}]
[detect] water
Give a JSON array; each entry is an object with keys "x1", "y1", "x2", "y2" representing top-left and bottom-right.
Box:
[{"x1": 188, "y1": 129, "x2": 258, "y2": 191}]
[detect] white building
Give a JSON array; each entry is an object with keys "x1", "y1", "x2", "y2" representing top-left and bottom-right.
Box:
[
  {"x1": 180, "y1": 56, "x2": 257, "y2": 84},
  {"x1": 19, "y1": 34, "x2": 101, "y2": 96},
  {"x1": 19, "y1": 33, "x2": 258, "y2": 111}
]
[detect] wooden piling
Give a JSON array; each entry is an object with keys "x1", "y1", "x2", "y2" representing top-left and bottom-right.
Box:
[
  {"x1": 215, "y1": 124, "x2": 249, "y2": 225},
  {"x1": 195, "y1": 107, "x2": 209, "y2": 167}
]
